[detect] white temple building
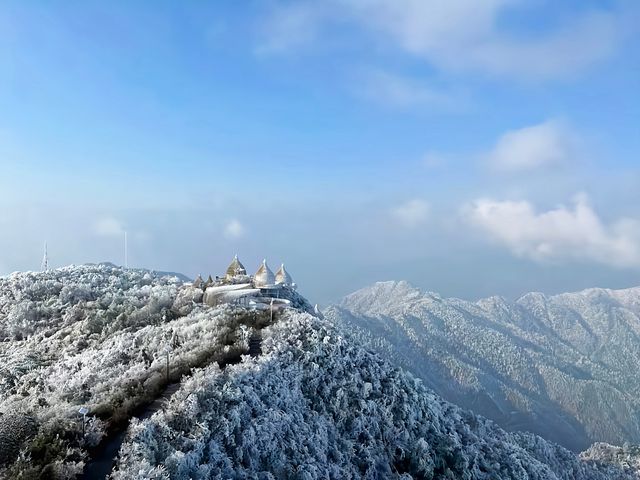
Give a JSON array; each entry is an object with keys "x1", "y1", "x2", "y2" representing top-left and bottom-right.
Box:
[
  {"x1": 275, "y1": 264, "x2": 293, "y2": 286},
  {"x1": 225, "y1": 254, "x2": 249, "y2": 283},
  {"x1": 254, "y1": 259, "x2": 275, "y2": 287},
  {"x1": 195, "y1": 256, "x2": 297, "y2": 309}
]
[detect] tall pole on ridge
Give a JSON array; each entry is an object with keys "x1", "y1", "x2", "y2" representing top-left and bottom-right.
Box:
[
  {"x1": 41, "y1": 242, "x2": 49, "y2": 272},
  {"x1": 124, "y1": 232, "x2": 128, "y2": 269}
]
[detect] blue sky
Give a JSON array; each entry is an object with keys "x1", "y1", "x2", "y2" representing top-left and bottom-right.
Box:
[{"x1": 1, "y1": 0, "x2": 639, "y2": 304}]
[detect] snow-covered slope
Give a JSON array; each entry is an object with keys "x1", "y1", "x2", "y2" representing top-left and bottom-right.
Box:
[
  {"x1": 2, "y1": 266, "x2": 638, "y2": 479},
  {"x1": 0, "y1": 265, "x2": 259, "y2": 478},
  {"x1": 325, "y1": 281, "x2": 640, "y2": 451},
  {"x1": 110, "y1": 310, "x2": 637, "y2": 479},
  {"x1": 582, "y1": 444, "x2": 640, "y2": 474}
]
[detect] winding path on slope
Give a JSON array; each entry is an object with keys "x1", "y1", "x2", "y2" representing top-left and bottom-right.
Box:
[{"x1": 80, "y1": 330, "x2": 264, "y2": 480}]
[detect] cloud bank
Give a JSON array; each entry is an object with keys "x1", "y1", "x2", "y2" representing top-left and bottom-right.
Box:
[
  {"x1": 260, "y1": 0, "x2": 633, "y2": 79},
  {"x1": 465, "y1": 194, "x2": 640, "y2": 268}
]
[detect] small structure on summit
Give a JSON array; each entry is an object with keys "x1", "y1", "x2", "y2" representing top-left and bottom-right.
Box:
[
  {"x1": 225, "y1": 255, "x2": 250, "y2": 283},
  {"x1": 193, "y1": 256, "x2": 303, "y2": 311},
  {"x1": 254, "y1": 259, "x2": 275, "y2": 287},
  {"x1": 275, "y1": 264, "x2": 293, "y2": 287}
]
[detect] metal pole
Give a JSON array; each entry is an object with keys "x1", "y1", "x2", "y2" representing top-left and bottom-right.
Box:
[
  {"x1": 78, "y1": 406, "x2": 89, "y2": 438},
  {"x1": 41, "y1": 242, "x2": 49, "y2": 271}
]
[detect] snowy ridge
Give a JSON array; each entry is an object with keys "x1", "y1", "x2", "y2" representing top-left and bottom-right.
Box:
[
  {"x1": 109, "y1": 310, "x2": 636, "y2": 479},
  {"x1": 326, "y1": 280, "x2": 640, "y2": 451},
  {"x1": 1, "y1": 266, "x2": 638, "y2": 478},
  {"x1": 0, "y1": 265, "x2": 267, "y2": 478}
]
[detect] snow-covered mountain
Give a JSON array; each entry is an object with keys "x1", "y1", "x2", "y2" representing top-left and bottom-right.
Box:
[
  {"x1": 325, "y1": 281, "x2": 640, "y2": 452},
  {"x1": 110, "y1": 310, "x2": 636, "y2": 479},
  {"x1": 1, "y1": 266, "x2": 638, "y2": 479},
  {"x1": 582, "y1": 444, "x2": 640, "y2": 474},
  {"x1": 0, "y1": 265, "x2": 258, "y2": 478}
]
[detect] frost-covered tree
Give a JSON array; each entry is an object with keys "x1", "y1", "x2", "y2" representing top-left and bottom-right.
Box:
[
  {"x1": 326, "y1": 281, "x2": 640, "y2": 451},
  {"x1": 0, "y1": 413, "x2": 37, "y2": 465},
  {"x1": 2, "y1": 265, "x2": 639, "y2": 479},
  {"x1": 0, "y1": 265, "x2": 267, "y2": 478},
  {"x1": 111, "y1": 310, "x2": 638, "y2": 480}
]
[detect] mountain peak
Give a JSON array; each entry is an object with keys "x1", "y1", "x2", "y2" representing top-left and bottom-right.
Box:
[
  {"x1": 329, "y1": 279, "x2": 640, "y2": 452},
  {"x1": 340, "y1": 280, "x2": 430, "y2": 315}
]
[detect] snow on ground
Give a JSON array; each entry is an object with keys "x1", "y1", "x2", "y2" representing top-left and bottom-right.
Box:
[
  {"x1": 110, "y1": 310, "x2": 638, "y2": 479},
  {"x1": 0, "y1": 264, "x2": 262, "y2": 478},
  {"x1": 326, "y1": 280, "x2": 640, "y2": 451},
  {"x1": 1, "y1": 266, "x2": 638, "y2": 479}
]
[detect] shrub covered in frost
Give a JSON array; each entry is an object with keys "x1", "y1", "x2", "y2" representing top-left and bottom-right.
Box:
[
  {"x1": 0, "y1": 265, "x2": 264, "y2": 478},
  {"x1": 581, "y1": 443, "x2": 640, "y2": 473},
  {"x1": 326, "y1": 281, "x2": 640, "y2": 451},
  {"x1": 0, "y1": 412, "x2": 37, "y2": 465},
  {"x1": 2, "y1": 265, "x2": 638, "y2": 479},
  {"x1": 111, "y1": 311, "x2": 638, "y2": 480}
]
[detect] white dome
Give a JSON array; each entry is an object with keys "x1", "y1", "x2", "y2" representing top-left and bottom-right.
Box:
[
  {"x1": 225, "y1": 254, "x2": 247, "y2": 281},
  {"x1": 275, "y1": 264, "x2": 293, "y2": 285},
  {"x1": 254, "y1": 259, "x2": 275, "y2": 287}
]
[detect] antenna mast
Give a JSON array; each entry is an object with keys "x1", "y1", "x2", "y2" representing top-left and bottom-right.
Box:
[
  {"x1": 41, "y1": 242, "x2": 49, "y2": 272},
  {"x1": 124, "y1": 232, "x2": 128, "y2": 269}
]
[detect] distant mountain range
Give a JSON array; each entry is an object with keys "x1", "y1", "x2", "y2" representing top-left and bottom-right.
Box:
[{"x1": 326, "y1": 281, "x2": 640, "y2": 452}]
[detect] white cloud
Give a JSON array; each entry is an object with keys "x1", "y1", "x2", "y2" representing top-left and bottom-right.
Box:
[
  {"x1": 465, "y1": 194, "x2": 640, "y2": 268},
  {"x1": 392, "y1": 199, "x2": 430, "y2": 227},
  {"x1": 359, "y1": 1, "x2": 623, "y2": 78},
  {"x1": 486, "y1": 120, "x2": 575, "y2": 172},
  {"x1": 256, "y1": 3, "x2": 328, "y2": 54},
  {"x1": 93, "y1": 217, "x2": 125, "y2": 237},
  {"x1": 224, "y1": 219, "x2": 245, "y2": 239},
  {"x1": 358, "y1": 69, "x2": 458, "y2": 109},
  {"x1": 260, "y1": 1, "x2": 633, "y2": 79}
]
